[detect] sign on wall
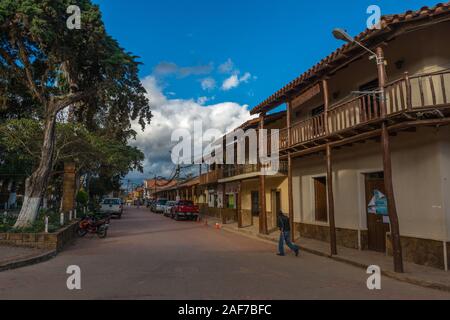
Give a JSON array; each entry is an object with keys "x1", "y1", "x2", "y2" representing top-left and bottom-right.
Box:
[{"x1": 368, "y1": 189, "x2": 388, "y2": 216}]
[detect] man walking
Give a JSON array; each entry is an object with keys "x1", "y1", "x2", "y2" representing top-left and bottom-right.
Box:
[{"x1": 277, "y1": 211, "x2": 299, "y2": 257}]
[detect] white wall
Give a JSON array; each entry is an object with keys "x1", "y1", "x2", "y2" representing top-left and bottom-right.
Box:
[{"x1": 292, "y1": 126, "x2": 450, "y2": 241}]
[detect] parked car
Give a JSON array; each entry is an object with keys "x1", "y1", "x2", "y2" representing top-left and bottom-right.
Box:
[
  {"x1": 153, "y1": 199, "x2": 168, "y2": 214},
  {"x1": 163, "y1": 201, "x2": 177, "y2": 217},
  {"x1": 100, "y1": 198, "x2": 123, "y2": 219},
  {"x1": 146, "y1": 199, "x2": 155, "y2": 208},
  {"x1": 171, "y1": 200, "x2": 199, "y2": 221}
]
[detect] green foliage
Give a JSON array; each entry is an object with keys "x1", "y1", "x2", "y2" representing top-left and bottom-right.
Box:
[
  {"x1": 0, "y1": 209, "x2": 63, "y2": 233},
  {"x1": 0, "y1": 118, "x2": 145, "y2": 185},
  {"x1": 76, "y1": 189, "x2": 89, "y2": 206}
]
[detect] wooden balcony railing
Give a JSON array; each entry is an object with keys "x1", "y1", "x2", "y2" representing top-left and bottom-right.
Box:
[
  {"x1": 199, "y1": 169, "x2": 223, "y2": 185},
  {"x1": 222, "y1": 161, "x2": 288, "y2": 179},
  {"x1": 281, "y1": 69, "x2": 450, "y2": 149},
  {"x1": 290, "y1": 113, "x2": 326, "y2": 146}
]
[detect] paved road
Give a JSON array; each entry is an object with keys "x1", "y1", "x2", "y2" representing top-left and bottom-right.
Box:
[{"x1": 1, "y1": 207, "x2": 449, "y2": 300}]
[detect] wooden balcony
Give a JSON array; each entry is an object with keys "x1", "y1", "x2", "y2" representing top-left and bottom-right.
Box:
[
  {"x1": 282, "y1": 69, "x2": 450, "y2": 152},
  {"x1": 199, "y1": 169, "x2": 223, "y2": 185},
  {"x1": 222, "y1": 161, "x2": 288, "y2": 179}
]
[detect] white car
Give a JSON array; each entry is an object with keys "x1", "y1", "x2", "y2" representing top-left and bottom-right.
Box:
[
  {"x1": 100, "y1": 198, "x2": 123, "y2": 219},
  {"x1": 163, "y1": 201, "x2": 177, "y2": 217},
  {"x1": 153, "y1": 199, "x2": 168, "y2": 214}
]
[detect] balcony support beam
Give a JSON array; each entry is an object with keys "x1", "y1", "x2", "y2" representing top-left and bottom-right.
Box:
[
  {"x1": 288, "y1": 153, "x2": 295, "y2": 242},
  {"x1": 322, "y1": 79, "x2": 330, "y2": 135},
  {"x1": 326, "y1": 144, "x2": 338, "y2": 256},
  {"x1": 287, "y1": 100, "x2": 295, "y2": 241},
  {"x1": 259, "y1": 113, "x2": 268, "y2": 235},
  {"x1": 381, "y1": 122, "x2": 404, "y2": 273}
]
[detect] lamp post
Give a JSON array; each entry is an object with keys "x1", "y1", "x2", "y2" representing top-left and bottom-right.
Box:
[{"x1": 332, "y1": 28, "x2": 404, "y2": 273}]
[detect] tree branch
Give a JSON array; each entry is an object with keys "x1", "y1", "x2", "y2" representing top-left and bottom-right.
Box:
[
  {"x1": 51, "y1": 89, "x2": 96, "y2": 114},
  {"x1": 16, "y1": 40, "x2": 45, "y2": 104}
]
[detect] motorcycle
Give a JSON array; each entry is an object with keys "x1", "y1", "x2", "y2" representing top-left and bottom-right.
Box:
[{"x1": 77, "y1": 215, "x2": 110, "y2": 238}]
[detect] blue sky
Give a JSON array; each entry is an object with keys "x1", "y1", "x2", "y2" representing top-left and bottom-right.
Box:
[
  {"x1": 91, "y1": 0, "x2": 441, "y2": 184},
  {"x1": 94, "y1": 0, "x2": 439, "y2": 108}
]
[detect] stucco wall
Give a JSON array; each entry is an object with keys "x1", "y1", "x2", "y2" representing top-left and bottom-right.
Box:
[{"x1": 292, "y1": 126, "x2": 450, "y2": 241}]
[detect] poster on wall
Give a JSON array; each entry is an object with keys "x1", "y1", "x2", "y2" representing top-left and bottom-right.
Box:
[{"x1": 368, "y1": 189, "x2": 388, "y2": 216}]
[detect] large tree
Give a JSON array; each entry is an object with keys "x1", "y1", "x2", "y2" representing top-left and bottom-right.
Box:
[{"x1": 0, "y1": 0, "x2": 151, "y2": 227}]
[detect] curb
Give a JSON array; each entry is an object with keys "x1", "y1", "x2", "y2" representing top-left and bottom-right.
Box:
[
  {"x1": 0, "y1": 250, "x2": 57, "y2": 273},
  {"x1": 215, "y1": 222, "x2": 450, "y2": 293}
]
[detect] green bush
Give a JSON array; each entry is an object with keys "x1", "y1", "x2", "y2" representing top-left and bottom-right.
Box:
[
  {"x1": 0, "y1": 209, "x2": 74, "y2": 233},
  {"x1": 76, "y1": 190, "x2": 89, "y2": 206}
]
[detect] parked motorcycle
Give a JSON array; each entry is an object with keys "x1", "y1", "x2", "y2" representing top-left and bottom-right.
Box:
[{"x1": 77, "y1": 215, "x2": 110, "y2": 238}]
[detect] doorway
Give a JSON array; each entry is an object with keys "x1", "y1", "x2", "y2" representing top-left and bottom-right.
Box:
[
  {"x1": 271, "y1": 190, "x2": 281, "y2": 230},
  {"x1": 365, "y1": 172, "x2": 390, "y2": 252},
  {"x1": 314, "y1": 177, "x2": 328, "y2": 222}
]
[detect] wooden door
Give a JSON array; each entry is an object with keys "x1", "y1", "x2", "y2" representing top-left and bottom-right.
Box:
[
  {"x1": 251, "y1": 191, "x2": 259, "y2": 217},
  {"x1": 365, "y1": 173, "x2": 390, "y2": 252},
  {"x1": 314, "y1": 177, "x2": 328, "y2": 222}
]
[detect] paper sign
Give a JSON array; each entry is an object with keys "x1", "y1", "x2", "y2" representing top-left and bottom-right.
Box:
[{"x1": 368, "y1": 189, "x2": 388, "y2": 216}]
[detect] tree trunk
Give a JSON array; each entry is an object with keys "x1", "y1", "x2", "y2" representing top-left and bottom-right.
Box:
[{"x1": 14, "y1": 112, "x2": 57, "y2": 228}]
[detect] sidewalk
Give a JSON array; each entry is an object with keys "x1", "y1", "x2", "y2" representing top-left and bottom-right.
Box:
[
  {"x1": 0, "y1": 246, "x2": 55, "y2": 272},
  {"x1": 204, "y1": 216, "x2": 450, "y2": 293}
]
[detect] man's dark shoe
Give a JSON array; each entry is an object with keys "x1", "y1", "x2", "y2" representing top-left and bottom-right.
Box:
[
  {"x1": 295, "y1": 249, "x2": 299, "y2": 257},
  {"x1": 277, "y1": 253, "x2": 285, "y2": 257}
]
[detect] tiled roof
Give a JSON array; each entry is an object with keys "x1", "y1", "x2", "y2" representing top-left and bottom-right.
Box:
[{"x1": 250, "y1": 2, "x2": 450, "y2": 115}]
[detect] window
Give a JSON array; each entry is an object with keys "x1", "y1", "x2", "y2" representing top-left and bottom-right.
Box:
[
  {"x1": 225, "y1": 194, "x2": 235, "y2": 209},
  {"x1": 314, "y1": 177, "x2": 328, "y2": 222}
]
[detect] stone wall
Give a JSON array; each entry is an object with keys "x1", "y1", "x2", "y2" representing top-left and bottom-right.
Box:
[
  {"x1": 386, "y1": 234, "x2": 449, "y2": 270},
  {"x1": 0, "y1": 221, "x2": 79, "y2": 252},
  {"x1": 295, "y1": 223, "x2": 365, "y2": 250}
]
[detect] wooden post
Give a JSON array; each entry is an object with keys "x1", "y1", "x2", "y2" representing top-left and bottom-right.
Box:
[
  {"x1": 287, "y1": 101, "x2": 295, "y2": 241},
  {"x1": 326, "y1": 144, "x2": 337, "y2": 255},
  {"x1": 377, "y1": 46, "x2": 403, "y2": 273},
  {"x1": 404, "y1": 72, "x2": 412, "y2": 111},
  {"x1": 259, "y1": 113, "x2": 268, "y2": 235},
  {"x1": 288, "y1": 154, "x2": 295, "y2": 241},
  {"x1": 382, "y1": 123, "x2": 404, "y2": 273},
  {"x1": 376, "y1": 47, "x2": 387, "y2": 118},
  {"x1": 237, "y1": 182, "x2": 242, "y2": 228},
  {"x1": 322, "y1": 79, "x2": 330, "y2": 135}
]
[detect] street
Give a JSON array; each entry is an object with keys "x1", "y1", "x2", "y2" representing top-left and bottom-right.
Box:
[{"x1": 0, "y1": 207, "x2": 449, "y2": 300}]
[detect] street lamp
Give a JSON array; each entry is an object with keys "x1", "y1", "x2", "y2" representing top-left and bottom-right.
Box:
[{"x1": 332, "y1": 28, "x2": 382, "y2": 65}]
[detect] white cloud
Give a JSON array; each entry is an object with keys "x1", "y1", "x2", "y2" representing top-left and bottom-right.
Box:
[
  {"x1": 221, "y1": 72, "x2": 253, "y2": 91},
  {"x1": 218, "y1": 58, "x2": 234, "y2": 74},
  {"x1": 153, "y1": 61, "x2": 213, "y2": 78},
  {"x1": 200, "y1": 77, "x2": 216, "y2": 91},
  {"x1": 127, "y1": 76, "x2": 254, "y2": 182},
  {"x1": 197, "y1": 96, "x2": 215, "y2": 105}
]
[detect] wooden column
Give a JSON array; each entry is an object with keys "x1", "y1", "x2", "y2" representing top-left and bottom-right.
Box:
[
  {"x1": 287, "y1": 101, "x2": 295, "y2": 241},
  {"x1": 376, "y1": 46, "x2": 403, "y2": 273},
  {"x1": 62, "y1": 162, "x2": 76, "y2": 213},
  {"x1": 322, "y1": 79, "x2": 330, "y2": 135},
  {"x1": 259, "y1": 113, "x2": 268, "y2": 235},
  {"x1": 326, "y1": 144, "x2": 337, "y2": 255},
  {"x1": 237, "y1": 182, "x2": 243, "y2": 228},
  {"x1": 382, "y1": 123, "x2": 404, "y2": 273},
  {"x1": 376, "y1": 47, "x2": 387, "y2": 118}
]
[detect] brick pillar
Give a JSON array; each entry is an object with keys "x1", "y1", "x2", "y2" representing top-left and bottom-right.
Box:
[{"x1": 62, "y1": 162, "x2": 76, "y2": 213}]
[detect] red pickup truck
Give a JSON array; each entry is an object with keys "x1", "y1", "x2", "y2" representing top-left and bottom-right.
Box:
[{"x1": 171, "y1": 200, "x2": 199, "y2": 221}]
